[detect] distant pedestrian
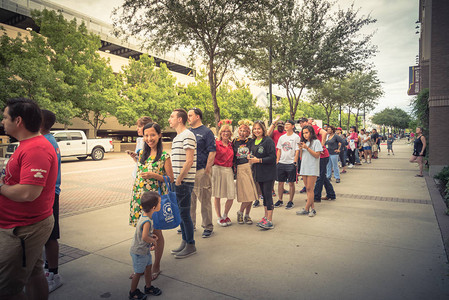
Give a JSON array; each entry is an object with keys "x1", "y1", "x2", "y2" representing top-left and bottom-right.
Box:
[
  {"x1": 336, "y1": 128, "x2": 347, "y2": 173},
  {"x1": 387, "y1": 134, "x2": 394, "y2": 155},
  {"x1": 347, "y1": 126, "x2": 358, "y2": 168},
  {"x1": 360, "y1": 129, "x2": 372, "y2": 163},
  {"x1": 212, "y1": 124, "x2": 235, "y2": 227},
  {"x1": 371, "y1": 129, "x2": 380, "y2": 158},
  {"x1": 296, "y1": 125, "x2": 322, "y2": 217},
  {"x1": 409, "y1": 127, "x2": 426, "y2": 177},
  {"x1": 325, "y1": 125, "x2": 344, "y2": 183},
  {"x1": 233, "y1": 120, "x2": 258, "y2": 225},
  {"x1": 0, "y1": 98, "x2": 58, "y2": 300},
  {"x1": 128, "y1": 191, "x2": 162, "y2": 300},
  {"x1": 169, "y1": 109, "x2": 197, "y2": 258},
  {"x1": 187, "y1": 108, "x2": 216, "y2": 238},
  {"x1": 248, "y1": 121, "x2": 277, "y2": 229},
  {"x1": 127, "y1": 116, "x2": 153, "y2": 178},
  {"x1": 41, "y1": 110, "x2": 63, "y2": 293}
]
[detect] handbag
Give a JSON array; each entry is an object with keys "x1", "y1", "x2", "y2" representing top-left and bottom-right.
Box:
[
  {"x1": 153, "y1": 175, "x2": 181, "y2": 230},
  {"x1": 349, "y1": 139, "x2": 356, "y2": 150},
  {"x1": 372, "y1": 143, "x2": 378, "y2": 152}
]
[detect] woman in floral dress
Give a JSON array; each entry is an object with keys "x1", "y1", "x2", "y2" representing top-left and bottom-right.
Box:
[{"x1": 130, "y1": 122, "x2": 173, "y2": 280}]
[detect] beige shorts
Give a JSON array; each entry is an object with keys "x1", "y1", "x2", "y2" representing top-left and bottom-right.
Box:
[{"x1": 0, "y1": 215, "x2": 54, "y2": 296}]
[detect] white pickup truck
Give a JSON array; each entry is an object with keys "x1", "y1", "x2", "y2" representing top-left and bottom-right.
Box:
[{"x1": 5, "y1": 130, "x2": 114, "y2": 161}]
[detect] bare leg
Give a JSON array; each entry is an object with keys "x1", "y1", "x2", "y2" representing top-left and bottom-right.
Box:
[
  {"x1": 417, "y1": 156, "x2": 424, "y2": 176},
  {"x1": 214, "y1": 198, "x2": 222, "y2": 219},
  {"x1": 264, "y1": 206, "x2": 274, "y2": 221},
  {"x1": 244, "y1": 202, "x2": 252, "y2": 215},
  {"x1": 130, "y1": 273, "x2": 142, "y2": 293},
  {"x1": 152, "y1": 230, "x2": 163, "y2": 276},
  {"x1": 144, "y1": 264, "x2": 152, "y2": 289},
  {"x1": 25, "y1": 272, "x2": 49, "y2": 300},
  {"x1": 289, "y1": 182, "x2": 295, "y2": 202},
  {"x1": 224, "y1": 199, "x2": 234, "y2": 216},
  {"x1": 304, "y1": 176, "x2": 317, "y2": 211},
  {"x1": 277, "y1": 182, "x2": 284, "y2": 201}
]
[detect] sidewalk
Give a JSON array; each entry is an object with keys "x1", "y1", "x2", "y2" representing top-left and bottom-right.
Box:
[{"x1": 50, "y1": 140, "x2": 449, "y2": 300}]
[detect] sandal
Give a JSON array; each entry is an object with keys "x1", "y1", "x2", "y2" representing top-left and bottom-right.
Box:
[
  {"x1": 129, "y1": 288, "x2": 146, "y2": 300},
  {"x1": 415, "y1": 174, "x2": 424, "y2": 177},
  {"x1": 151, "y1": 270, "x2": 161, "y2": 281},
  {"x1": 145, "y1": 285, "x2": 162, "y2": 296}
]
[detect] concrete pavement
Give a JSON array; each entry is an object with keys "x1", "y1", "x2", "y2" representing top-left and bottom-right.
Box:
[{"x1": 50, "y1": 140, "x2": 449, "y2": 299}]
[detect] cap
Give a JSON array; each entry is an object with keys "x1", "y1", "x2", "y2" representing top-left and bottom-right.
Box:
[
  {"x1": 277, "y1": 121, "x2": 285, "y2": 126},
  {"x1": 337, "y1": 127, "x2": 342, "y2": 130}
]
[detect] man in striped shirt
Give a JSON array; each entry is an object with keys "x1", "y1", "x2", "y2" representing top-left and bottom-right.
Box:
[{"x1": 168, "y1": 109, "x2": 197, "y2": 259}]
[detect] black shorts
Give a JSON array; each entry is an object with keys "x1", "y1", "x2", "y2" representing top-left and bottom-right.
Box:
[
  {"x1": 48, "y1": 193, "x2": 60, "y2": 240},
  {"x1": 276, "y1": 163, "x2": 296, "y2": 183}
]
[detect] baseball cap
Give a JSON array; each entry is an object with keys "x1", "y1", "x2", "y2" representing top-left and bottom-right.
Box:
[
  {"x1": 337, "y1": 127, "x2": 342, "y2": 130},
  {"x1": 277, "y1": 121, "x2": 285, "y2": 126}
]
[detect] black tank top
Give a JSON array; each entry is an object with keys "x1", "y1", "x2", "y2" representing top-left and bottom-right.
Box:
[{"x1": 414, "y1": 135, "x2": 425, "y2": 155}]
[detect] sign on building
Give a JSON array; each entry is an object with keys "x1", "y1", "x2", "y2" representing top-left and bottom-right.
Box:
[{"x1": 407, "y1": 66, "x2": 420, "y2": 95}]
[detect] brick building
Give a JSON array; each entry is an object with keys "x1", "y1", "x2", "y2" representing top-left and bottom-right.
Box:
[{"x1": 418, "y1": 0, "x2": 449, "y2": 176}]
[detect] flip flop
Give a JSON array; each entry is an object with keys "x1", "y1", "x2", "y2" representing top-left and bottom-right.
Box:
[
  {"x1": 415, "y1": 174, "x2": 423, "y2": 177},
  {"x1": 151, "y1": 271, "x2": 161, "y2": 281}
]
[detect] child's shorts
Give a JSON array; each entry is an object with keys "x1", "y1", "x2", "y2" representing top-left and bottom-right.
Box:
[{"x1": 130, "y1": 252, "x2": 152, "y2": 274}]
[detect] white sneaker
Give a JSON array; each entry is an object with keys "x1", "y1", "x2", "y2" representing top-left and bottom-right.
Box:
[
  {"x1": 47, "y1": 272, "x2": 63, "y2": 293},
  {"x1": 348, "y1": 164, "x2": 354, "y2": 168},
  {"x1": 217, "y1": 218, "x2": 228, "y2": 227},
  {"x1": 308, "y1": 209, "x2": 317, "y2": 217}
]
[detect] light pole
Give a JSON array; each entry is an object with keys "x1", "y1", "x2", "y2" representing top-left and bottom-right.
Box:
[{"x1": 269, "y1": 46, "x2": 273, "y2": 125}]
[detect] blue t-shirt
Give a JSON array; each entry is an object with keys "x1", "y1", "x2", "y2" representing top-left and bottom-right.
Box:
[
  {"x1": 44, "y1": 133, "x2": 61, "y2": 195},
  {"x1": 190, "y1": 125, "x2": 216, "y2": 170}
]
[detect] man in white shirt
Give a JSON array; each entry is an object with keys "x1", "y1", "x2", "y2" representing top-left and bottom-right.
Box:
[
  {"x1": 168, "y1": 109, "x2": 197, "y2": 259},
  {"x1": 274, "y1": 120, "x2": 300, "y2": 209}
]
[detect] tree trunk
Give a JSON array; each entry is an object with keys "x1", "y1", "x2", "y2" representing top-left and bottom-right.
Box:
[
  {"x1": 355, "y1": 108, "x2": 360, "y2": 129},
  {"x1": 346, "y1": 106, "x2": 351, "y2": 132},
  {"x1": 207, "y1": 58, "x2": 221, "y2": 130}
]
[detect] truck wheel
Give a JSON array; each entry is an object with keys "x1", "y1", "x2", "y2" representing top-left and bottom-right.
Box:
[
  {"x1": 91, "y1": 148, "x2": 104, "y2": 161},
  {"x1": 77, "y1": 156, "x2": 88, "y2": 161}
]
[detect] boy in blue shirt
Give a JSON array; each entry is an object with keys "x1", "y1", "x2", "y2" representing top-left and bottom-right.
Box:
[{"x1": 129, "y1": 191, "x2": 162, "y2": 299}]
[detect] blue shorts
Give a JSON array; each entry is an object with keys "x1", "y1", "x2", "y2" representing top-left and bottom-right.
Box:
[
  {"x1": 130, "y1": 252, "x2": 152, "y2": 274},
  {"x1": 362, "y1": 146, "x2": 371, "y2": 151}
]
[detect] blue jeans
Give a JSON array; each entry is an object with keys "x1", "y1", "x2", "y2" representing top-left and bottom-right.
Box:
[
  {"x1": 326, "y1": 154, "x2": 340, "y2": 180},
  {"x1": 174, "y1": 182, "x2": 195, "y2": 244},
  {"x1": 355, "y1": 148, "x2": 361, "y2": 164},
  {"x1": 314, "y1": 157, "x2": 336, "y2": 200}
]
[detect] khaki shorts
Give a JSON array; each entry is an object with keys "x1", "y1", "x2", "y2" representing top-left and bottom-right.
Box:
[{"x1": 0, "y1": 215, "x2": 54, "y2": 296}]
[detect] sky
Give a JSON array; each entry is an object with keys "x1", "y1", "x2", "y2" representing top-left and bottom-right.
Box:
[{"x1": 56, "y1": 0, "x2": 419, "y2": 114}]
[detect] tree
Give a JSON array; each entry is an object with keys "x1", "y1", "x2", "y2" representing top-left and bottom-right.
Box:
[
  {"x1": 117, "y1": 55, "x2": 178, "y2": 129},
  {"x1": 242, "y1": 0, "x2": 377, "y2": 120},
  {"x1": 32, "y1": 9, "x2": 120, "y2": 136},
  {"x1": 113, "y1": 0, "x2": 265, "y2": 128},
  {"x1": 410, "y1": 88, "x2": 429, "y2": 131},
  {"x1": 372, "y1": 108, "x2": 411, "y2": 131},
  {"x1": 309, "y1": 78, "x2": 344, "y2": 125}
]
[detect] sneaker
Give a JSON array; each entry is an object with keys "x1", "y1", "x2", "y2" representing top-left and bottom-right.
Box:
[
  {"x1": 296, "y1": 208, "x2": 309, "y2": 215},
  {"x1": 144, "y1": 285, "x2": 162, "y2": 296},
  {"x1": 217, "y1": 218, "x2": 228, "y2": 227},
  {"x1": 341, "y1": 170, "x2": 347, "y2": 173},
  {"x1": 299, "y1": 187, "x2": 306, "y2": 193},
  {"x1": 348, "y1": 164, "x2": 354, "y2": 168},
  {"x1": 202, "y1": 230, "x2": 213, "y2": 238},
  {"x1": 321, "y1": 196, "x2": 336, "y2": 201},
  {"x1": 177, "y1": 227, "x2": 182, "y2": 234},
  {"x1": 224, "y1": 217, "x2": 232, "y2": 226},
  {"x1": 309, "y1": 209, "x2": 317, "y2": 217},
  {"x1": 256, "y1": 217, "x2": 267, "y2": 227},
  {"x1": 171, "y1": 240, "x2": 186, "y2": 254},
  {"x1": 364, "y1": 160, "x2": 368, "y2": 163},
  {"x1": 174, "y1": 243, "x2": 197, "y2": 259},
  {"x1": 272, "y1": 191, "x2": 276, "y2": 197},
  {"x1": 46, "y1": 273, "x2": 63, "y2": 293},
  {"x1": 237, "y1": 212, "x2": 244, "y2": 224},
  {"x1": 260, "y1": 220, "x2": 274, "y2": 230},
  {"x1": 328, "y1": 177, "x2": 332, "y2": 182},
  {"x1": 129, "y1": 288, "x2": 146, "y2": 300},
  {"x1": 274, "y1": 200, "x2": 283, "y2": 208},
  {"x1": 336, "y1": 179, "x2": 340, "y2": 183},
  {"x1": 283, "y1": 190, "x2": 289, "y2": 194},
  {"x1": 253, "y1": 200, "x2": 260, "y2": 208},
  {"x1": 244, "y1": 215, "x2": 253, "y2": 225},
  {"x1": 285, "y1": 201, "x2": 295, "y2": 209}
]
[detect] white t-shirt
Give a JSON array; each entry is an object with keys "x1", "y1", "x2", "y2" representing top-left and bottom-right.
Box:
[
  {"x1": 132, "y1": 137, "x2": 146, "y2": 179},
  {"x1": 299, "y1": 139, "x2": 323, "y2": 176},
  {"x1": 171, "y1": 129, "x2": 197, "y2": 183},
  {"x1": 360, "y1": 134, "x2": 370, "y2": 147},
  {"x1": 277, "y1": 133, "x2": 300, "y2": 164}
]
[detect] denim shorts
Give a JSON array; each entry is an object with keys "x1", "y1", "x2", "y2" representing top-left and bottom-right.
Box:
[
  {"x1": 130, "y1": 252, "x2": 152, "y2": 274},
  {"x1": 363, "y1": 146, "x2": 371, "y2": 151}
]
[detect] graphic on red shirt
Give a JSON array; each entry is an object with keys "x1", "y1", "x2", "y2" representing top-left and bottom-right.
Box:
[{"x1": 0, "y1": 136, "x2": 58, "y2": 229}]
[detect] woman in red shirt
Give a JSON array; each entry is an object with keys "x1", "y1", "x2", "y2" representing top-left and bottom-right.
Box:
[{"x1": 212, "y1": 124, "x2": 236, "y2": 227}]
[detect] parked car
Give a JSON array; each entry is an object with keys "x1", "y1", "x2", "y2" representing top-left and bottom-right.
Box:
[{"x1": 5, "y1": 130, "x2": 114, "y2": 161}]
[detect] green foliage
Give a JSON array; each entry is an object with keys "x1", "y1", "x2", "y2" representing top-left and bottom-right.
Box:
[
  {"x1": 117, "y1": 55, "x2": 178, "y2": 129},
  {"x1": 410, "y1": 88, "x2": 429, "y2": 131},
  {"x1": 434, "y1": 166, "x2": 449, "y2": 210},
  {"x1": 242, "y1": 0, "x2": 377, "y2": 120},
  {"x1": 372, "y1": 108, "x2": 411, "y2": 129}
]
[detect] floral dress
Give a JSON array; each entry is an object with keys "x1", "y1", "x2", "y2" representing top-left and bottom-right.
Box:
[{"x1": 129, "y1": 151, "x2": 170, "y2": 227}]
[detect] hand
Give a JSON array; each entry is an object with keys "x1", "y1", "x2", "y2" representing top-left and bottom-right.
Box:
[
  {"x1": 248, "y1": 154, "x2": 259, "y2": 164},
  {"x1": 126, "y1": 150, "x2": 138, "y2": 159},
  {"x1": 274, "y1": 115, "x2": 281, "y2": 123},
  {"x1": 335, "y1": 150, "x2": 340, "y2": 153},
  {"x1": 141, "y1": 172, "x2": 158, "y2": 180},
  {"x1": 175, "y1": 178, "x2": 182, "y2": 186},
  {"x1": 205, "y1": 166, "x2": 212, "y2": 175},
  {"x1": 420, "y1": 152, "x2": 423, "y2": 156},
  {"x1": 151, "y1": 234, "x2": 158, "y2": 241}
]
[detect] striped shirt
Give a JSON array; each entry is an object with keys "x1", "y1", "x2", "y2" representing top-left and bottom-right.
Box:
[{"x1": 171, "y1": 129, "x2": 197, "y2": 183}]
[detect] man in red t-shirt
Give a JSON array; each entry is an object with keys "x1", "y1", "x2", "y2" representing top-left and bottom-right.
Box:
[
  {"x1": 0, "y1": 98, "x2": 58, "y2": 299},
  {"x1": 268, "y1": 115, "x2": 287, "y2": 148},
  {"x1": 307, "y1": 118, "x2": 336, "y2": 202}
]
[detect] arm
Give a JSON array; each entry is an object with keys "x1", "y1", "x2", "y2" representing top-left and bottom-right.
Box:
[
  {"x1": 319, "y1": 129, "x2": 327, "y2": 147},
  {"x1": 175, "y1": 148, "x2": 194, "y2": 185},
  {"x1": 294, "y1": 149, "x2": 300, "y2": 163},
  {"x1": 164, "y1": 158, "x2": 174, "y2": 183},
  {"x1": 420, "y1": 136, "x2": 426, "y2": 155},
  {"x1": 141, "y1": 222, "x2": 157, "y2": 245},
  {"x1": 0, "y1": 184, "x2": 44, "y2": 202},
  {"x1": 205, "y1": 151, "x2": 216, "y2": 175},
  {"x1": 267, "y1": 115, "x2": 281, "y2": 137},
  {"x1": 304, "y1": 142, "x2": 321, "y2": 159},
  {"x1": 276, "y1": 148, "x2": 281, "y2": 163}
]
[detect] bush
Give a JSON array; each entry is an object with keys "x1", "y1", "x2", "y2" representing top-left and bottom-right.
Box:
[{"x1": 435, "y1": 166, "x2": 449, "y2": 214}]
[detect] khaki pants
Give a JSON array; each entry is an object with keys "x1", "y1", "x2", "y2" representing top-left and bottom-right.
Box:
[{"x1": 190, "y1": 168, "x2": 213, "y2": 231}]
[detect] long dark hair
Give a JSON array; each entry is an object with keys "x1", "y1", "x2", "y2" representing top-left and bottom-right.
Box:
[
  {"x1": 300, "y1": 125, "x2": 318, "y2": 143},
  {"x1": 140, "y1": 123, "x2": 163, "y2": 164}
]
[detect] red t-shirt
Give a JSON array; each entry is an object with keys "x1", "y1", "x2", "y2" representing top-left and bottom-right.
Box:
[
  {"x1": 214, "y1": 140, "x2": 234, "y2": 168},
  {"x1": 271, "y1": 130, "x2": 286, "y2": 147},
  {"x1": 0, "y1": 135, "x2": 58, "y2": 229},
  {"x1": 312, "y1": 125, "x2": 329, "y2": 158}
]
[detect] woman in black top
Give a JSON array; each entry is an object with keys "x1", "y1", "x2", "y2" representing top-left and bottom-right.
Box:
[
  {"x1": 248, "y1": 121, "x2": 276, "y2": 230},
  {"x1": 409, "y1": 127, "x2": 427, "y2": 177}
]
